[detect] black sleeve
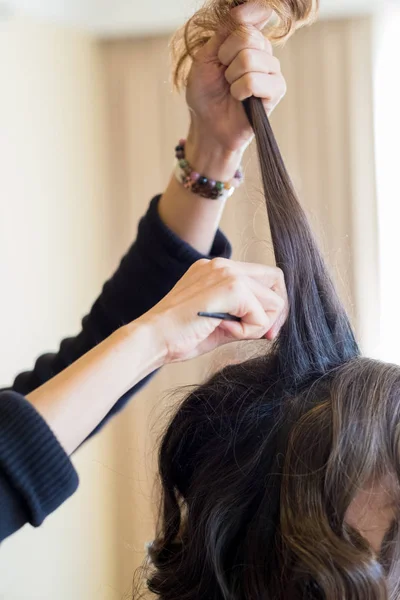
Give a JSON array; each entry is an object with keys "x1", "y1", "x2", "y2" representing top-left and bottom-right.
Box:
[
  {"x1": 10, "y1": 196, "x2": 231, "y2": 430},
  {"x1": 0, "y1": 196, "x2": 231, "y2": 542},
  {"x1": 0, "y1": 391, "x2": 79, "y2": 542}
]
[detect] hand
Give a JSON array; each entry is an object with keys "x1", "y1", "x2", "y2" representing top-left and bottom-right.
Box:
[
  {"x1": 139, "y1": 258, "x2": 288, "y2": 363},
  {"x1": 184, "y1": 1, "x2": 287, "y2": 178}
]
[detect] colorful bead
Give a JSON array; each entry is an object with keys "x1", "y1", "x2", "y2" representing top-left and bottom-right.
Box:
[
  {"x1": 183, "y1": 176, "x2": 193, "y2": 190},
  {"x1": 175, "y1": 139, "x2": 243, "y2": 199}
]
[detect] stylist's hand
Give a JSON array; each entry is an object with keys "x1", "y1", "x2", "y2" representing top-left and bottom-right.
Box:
[
  {"x1": 184, "y1": 1, "x2": 286, "y2": 172},
  {"x1": 139, "y1": 258, "x2": 288, "y2": 362}
]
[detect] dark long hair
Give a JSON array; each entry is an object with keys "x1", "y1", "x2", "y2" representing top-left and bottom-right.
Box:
[{"x1": 140, "y1": 3, "x2": 400, "y2": 599}]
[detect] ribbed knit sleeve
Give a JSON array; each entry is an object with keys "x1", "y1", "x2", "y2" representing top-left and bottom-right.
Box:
[
  {"x1": 0, "y1": 391, "x2": 79, "y2": 541},
  {"x1": 11, "y1": 197, "x2": 231, "y2": 426},
  {"x1": 0, "y1": 196, "x2": 231, "y2": 542}
]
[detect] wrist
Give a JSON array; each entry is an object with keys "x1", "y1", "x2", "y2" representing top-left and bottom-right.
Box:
[
  {"x1": 185, "y1": 125, "x2": 243, "y2": 182},
  {"x1": 120, "y1": 316, "x2": 168, "y2": 374}
]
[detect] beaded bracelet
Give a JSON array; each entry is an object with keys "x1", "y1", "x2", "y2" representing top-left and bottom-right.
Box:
[{"x1": 174, "y1": 139, "x2": 243, "y2": 200}]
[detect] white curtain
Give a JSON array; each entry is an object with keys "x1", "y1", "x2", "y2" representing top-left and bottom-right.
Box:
[{"x1": 374, "y1": 4, "x2": 400, "y2": 364}]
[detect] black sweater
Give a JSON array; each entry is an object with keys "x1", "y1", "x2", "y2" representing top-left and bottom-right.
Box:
[{"x1": 0, "y1": 197, "x2": 230, "y2": 543}]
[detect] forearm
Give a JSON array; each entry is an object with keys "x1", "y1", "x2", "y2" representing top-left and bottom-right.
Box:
[
  {"x1": 8, "y1": 198, "x2": 230, "y2": 447},
  {"x1": 26, "y1": 319, "x2": 165, "y2": 456},
  {"x1": 11, "y1": 197, "x2": 230, "y2": 399},
  {"x1": 158, "y1": 126, "x2": 242, "y2": 255}
]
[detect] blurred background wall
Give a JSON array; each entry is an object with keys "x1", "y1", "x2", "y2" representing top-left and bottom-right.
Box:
[
  {"x1": 0, "y1": 19, "x2": 119, "y2": 599},
  {"x1": 0, "y1": 1, "x2": 398, "y2": 598}
]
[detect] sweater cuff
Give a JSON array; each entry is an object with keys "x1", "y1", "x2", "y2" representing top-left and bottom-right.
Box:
[
  {"x1": 0, "y1": 391, "x2": 79, "y2": 527},
  {"x1": 136, "y1": 196, "x2": 232, "y2": 271}
]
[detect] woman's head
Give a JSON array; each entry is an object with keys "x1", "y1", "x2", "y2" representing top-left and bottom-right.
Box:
[
  {"x1": 144, "y1": 1, "x2": 400, "y2": 598},
  {"x1": 148, "y1": 357, "x2": 400, "y2": 600}
]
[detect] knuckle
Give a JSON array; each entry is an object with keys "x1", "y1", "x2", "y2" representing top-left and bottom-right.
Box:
[
  {"x1": 197, "y1": 258, "x2": 209, "y2": 267},
  {"x1": 239, "y1": 48, "x2": 254, "y2": 71},
  {"x1": 193, "y1": 258, "x2": 209, "y2": 271},
  {"x1": 275, "y1": 267, "x2": 285, "y2": 284},
  {"x1": 256, "y1": 317, "x2": 268, "y2": 332},
  {"x1": 210, "y1": 257, "x2": 228, "y2": 271},
  {"x1": 248, "y1": 322, "x2": 268, "y2": 339},
  {"x1": 220, "y1": 266, "x2": 233, "y2": 280},
  {"x1": 240, "y1": 29, "x2": 264, "y2": 52},
  {"x1": 226, "y1": 274, "x2": 242, "y2": 294},
  {"x1": 270, "y1": 56, "x2": 281, "y2": 73}
]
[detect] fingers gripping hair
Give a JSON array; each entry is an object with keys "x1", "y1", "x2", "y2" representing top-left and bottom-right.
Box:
[{"x1": 171, "y1": 0, "x2": 319, "y2": 88}]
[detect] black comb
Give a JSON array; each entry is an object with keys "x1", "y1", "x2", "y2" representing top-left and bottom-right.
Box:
[{"x1": 198, "y1": 312, "x2": 242, "y2": 322}]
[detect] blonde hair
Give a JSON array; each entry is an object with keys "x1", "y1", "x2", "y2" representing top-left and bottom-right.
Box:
[{"x1": 171, "y1": 0, "x2": 319, "y2": 88}]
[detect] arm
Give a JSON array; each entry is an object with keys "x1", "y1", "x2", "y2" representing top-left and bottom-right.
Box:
[
  {"x1": 0, "y1": 257, "x2": 287, "y2": 543},
  {"x1": 9, "y1": 197, "x2": 231, "y2": 407},
  {"x1": 0, "y1": 1, "x2": 285, "y2": 542},
  {"x1": 10, "y1": 0, "x2": 285, "y2": 418},
  {"x1": 159, "y1": 1, "x2": 286, "y2": 254},
  {"x1": 0, "y1": 308, "x2": 167, "y2": 542},
  {"x1": 158, "y1": 138, "x2": 242, "y2": 255}
]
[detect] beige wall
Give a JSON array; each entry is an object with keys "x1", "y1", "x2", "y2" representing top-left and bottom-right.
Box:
[{"x1": 0, "y1": 19, "x2": 121, "y2": 600}]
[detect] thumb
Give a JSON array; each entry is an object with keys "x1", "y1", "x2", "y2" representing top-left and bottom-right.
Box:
[
  {"x1": 198, "y1": 1, "x2": 273, "y2": 62},
  {"x1": 200, "y1": 29, "x2": 229, "y2": 61}
]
